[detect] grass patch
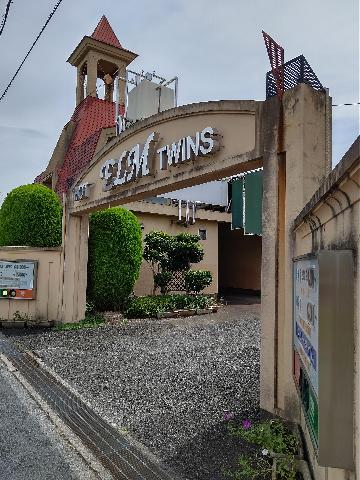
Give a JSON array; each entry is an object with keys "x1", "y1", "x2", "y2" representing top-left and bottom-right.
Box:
[
  {"x1": 124, "y1": 294, "x2": 217, "y2": 319},
  {"x1": 54, "y1": 314, "x2": 105, "y2": 331}
]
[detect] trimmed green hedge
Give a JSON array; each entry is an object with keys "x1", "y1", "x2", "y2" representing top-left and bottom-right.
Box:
[
  {"x1": 0, "y1": 184, "x2": 62, "y2": 247},
  {"x1": 124, "y1": 294, "x2": 216, "y2": 318},
  {"x1": 87, "y1": 208, "x2": 142, "y2": 311}
]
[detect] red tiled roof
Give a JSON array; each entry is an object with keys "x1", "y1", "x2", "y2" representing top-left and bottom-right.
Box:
[
  {"x1": 34, "y1": 171, "x2": 47, "y2": 183},
  {"x1": 91, "y1": 15, "x2": 122, "y2": 49},
  {"x1": 55, "y1": 96, "x2": 117, "y2": 196}
]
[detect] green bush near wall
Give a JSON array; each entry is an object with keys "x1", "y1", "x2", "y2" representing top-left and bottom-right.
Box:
[
  {"x1": 87, "y1": 208, "x2": 142, "y2": 311},
  {"x1": 0, "y1": 184, "x2": 62, "y2": 247}
]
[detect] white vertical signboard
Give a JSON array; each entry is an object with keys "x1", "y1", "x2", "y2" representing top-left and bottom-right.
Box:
[{"x1": 293, "y1": 257, "x2": 319, "y2": 395}]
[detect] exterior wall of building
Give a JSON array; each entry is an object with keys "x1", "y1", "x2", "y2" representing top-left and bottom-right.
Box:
[
  {"x1": 0, "y1": 247, "x2": 63, "y2": 324},
  {"x1": 130, "y1": 211, "x2": 219, "y2": 296},
  {"x1": 218, "y1": 222, "x2": 262, "y2": 292},
  {"x1": 292, "y1": 142, "x2": 359, "y2": 479}
]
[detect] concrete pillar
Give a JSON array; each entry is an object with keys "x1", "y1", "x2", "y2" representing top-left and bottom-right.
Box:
[
  {"x1": 76, "y1": 66, "x2": 85, "y2": 105},
  {"x1": 61, "y1": 207, "x2": 89, "y2": 323},
  {"x1": 86, "y1": 55, "x2": 98, "y2": 98},
  {"x1": 116, "y1": 63, "x2": 127, "y2": 107},
  {"x1": 260, "y1": 95, "x2": 281, "y2": 413},
  {"x1": 104, "y1": 82, "x2": 113, "y2": 102},
  {"x1": 280, "y1": 84, "x2": 329, "y2": 417},
  {"x1": 260, "y1": 84, "x2": 330, "y2": 418}
]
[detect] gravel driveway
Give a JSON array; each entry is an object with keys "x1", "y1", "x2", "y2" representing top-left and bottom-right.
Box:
[{"x1": 6, "y1": 303, "x2": 261, "y2": 480}]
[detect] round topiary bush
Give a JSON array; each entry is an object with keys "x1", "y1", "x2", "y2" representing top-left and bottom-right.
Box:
[
  {"x1": 0, "y1": 184, "x2": 62, "y2": 247},
  {"x1": 87, "y1": 207, "x2": 142, "y2": 311}
]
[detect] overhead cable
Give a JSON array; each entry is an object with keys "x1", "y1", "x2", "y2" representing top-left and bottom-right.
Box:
[
  {"x1": 0, "y1": 0, "x2": 64, "y2": 104},
  {"x1": 332, "y1": 102, "x2": 360, "y2": 107},
  {"x1": 0, "y1": 0, "x2": 13, "y2": 36}
]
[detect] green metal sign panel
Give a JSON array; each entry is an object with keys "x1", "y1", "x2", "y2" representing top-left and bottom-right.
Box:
[
  {"x1": 244, "y1": 170, "x2": 263, "y2": 235},
  {"x1": 298, "y1": 365, "x2": 319, "y2": 446},
  {"x1": 308, "y1": 387, "x2": 319, "y2": 442},
  {"x1": 231, "y1": 177, "x2": 243, "y2": 229}
]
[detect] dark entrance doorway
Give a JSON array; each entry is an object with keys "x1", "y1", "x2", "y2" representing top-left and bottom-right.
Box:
[{"x1": 218, "y1": 222, "x2": 262, "y2": 303}]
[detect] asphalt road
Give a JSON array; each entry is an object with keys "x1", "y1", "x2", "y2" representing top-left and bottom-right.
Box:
[{"x1": 0, "y1": 362, "x2": 99, "y2": 480}]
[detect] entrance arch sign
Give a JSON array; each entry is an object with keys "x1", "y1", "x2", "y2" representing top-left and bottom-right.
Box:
[
  {"x1": 62, "y1": 87, "x2": 332, "y2": 447},
  {"x1": 69, "y1": 100, "x2": 263, "y2": 214},
  {"x1": 100, "y1": 126, "x2": 220, "y2": 192}
]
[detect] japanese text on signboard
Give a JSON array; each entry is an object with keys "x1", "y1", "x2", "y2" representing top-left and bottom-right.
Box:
[
  {"x1": 293, "y1": 257, "x2": 319, "y2": 395},
  {"x1": 0, "y1": 260, "x2": 36, "y2": 299}
]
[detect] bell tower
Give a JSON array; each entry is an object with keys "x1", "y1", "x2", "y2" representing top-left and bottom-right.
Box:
[{"x1": 67, "y1": 16, "x2": 137, "y2": 107}]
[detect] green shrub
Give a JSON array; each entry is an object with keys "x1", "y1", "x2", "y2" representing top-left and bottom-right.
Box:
[
  {"x1": 124, "y1": 295, "x2": 172, "y2": 318},
  {"x1": 167, "y1": 233, "x2": 204, "y2": 271},
  {"x1": 87, "y1": 208, "x2": 142, "y2": 311},
  {"x1": 123, "y1": 294, "x2": 216, "y2": 318},
  {"x1": 184, "y1": 270, "x2": 213, "y2": 293},
  {"x1": 143, "y1": 231, "x2": 205, "y2": 293},
  {"x1": 0, "y1": 184, "x2": 62, "y2": 247},
  {"x1": 154, "y1": 271, "x2": 172, "y2": 294},
  {"x1": 143, "y1": 231, "x2": 173, "y2": 271}
]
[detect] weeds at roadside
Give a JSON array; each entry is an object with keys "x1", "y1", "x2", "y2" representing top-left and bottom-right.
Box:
[
  {"x1": 54, "y1": 313, "x2": 105, "y2": 331},
  {"x1": 224, "y1": 418, "x2": 299, "y2": 480}
]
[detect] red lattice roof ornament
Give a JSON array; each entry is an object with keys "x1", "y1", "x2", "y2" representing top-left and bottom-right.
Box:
[
  {"x1": 92, "y1": 15, "x2": 122, "y2": 49},
  {"x1": 262, "y1": 31, "x2": 284, "y2": 99}
]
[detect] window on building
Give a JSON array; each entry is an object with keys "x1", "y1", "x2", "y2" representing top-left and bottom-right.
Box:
[{"x1": 198, "y1": 228, "x2": 207, "y2": 240}]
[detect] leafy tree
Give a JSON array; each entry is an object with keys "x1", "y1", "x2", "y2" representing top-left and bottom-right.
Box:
[
  {"x1": 143, "y1": 231, "x2": 205, "y2": 294},
  {"x1": 167, "y1": 233, "x2": 204, "y2": 272},
  {"x1": 184, "y1": 270, "x2": 213, "y2": 293},
  {"x1": 154, "y1": 271, "x2": 172, "y2": 294},
  {"x1": 0, "y1": 184, "x2": 62, "y2": 247},
  {"x1": 143, "y1": 231, "x2": 172, "y2": 274},
  {"x1": 87, "y1": 208, "x2": 142, "y2": 311}
]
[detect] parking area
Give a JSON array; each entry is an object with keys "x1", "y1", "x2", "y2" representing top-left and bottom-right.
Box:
[{"x1": 5, "y1": 301, "x2": 261, "y2": 480}]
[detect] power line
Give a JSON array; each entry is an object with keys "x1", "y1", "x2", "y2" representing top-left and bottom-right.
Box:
[
  {"x1": 0, "y1": 0, "x2": 13, "y2": 36},
  {"x1": 0, "y1": 0, "x2": 64, "y2": 104},
  {"x1": 332, "y1": 102, "x2": 360, "y2": 107}
]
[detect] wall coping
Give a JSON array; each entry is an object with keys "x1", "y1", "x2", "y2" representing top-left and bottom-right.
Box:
[
  {"x1": 293, "y1": 136, "x2": 360, "y2": 229},
  {"x1": 0, "y1": 246, "x2": 62, "y2": 252}
]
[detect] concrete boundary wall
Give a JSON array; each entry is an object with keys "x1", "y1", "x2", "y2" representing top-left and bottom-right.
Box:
[
  {"x1": 292, "y1": 138, "x2": 360, "y2": 480},
  {"x1": 0, "y1": 247, "x2": 63, "y2": 324}
]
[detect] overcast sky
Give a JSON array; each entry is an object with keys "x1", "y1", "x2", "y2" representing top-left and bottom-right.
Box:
[{"x1": 0, "y1": 0, "x2": 358, "y2": 203}]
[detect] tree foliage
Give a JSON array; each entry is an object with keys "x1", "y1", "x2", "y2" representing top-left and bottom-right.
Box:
[
  {"x1": 143, "y1": 231, "x2": 173, "y2": 273},
  {"x1": 184, "y1": 270, "x2": 213, "y2": 293},
  {"x1": 154, "y1": 271, "x2": 172, "y2": 294},
  {"x1": 87, "y1": 208, "x2": 142, "y2": 311},
  {"x1": 143, "y1": 230, "x2": 205, "y2": 293},
  {"x1": 0, "y1": 184, "x2": 62, "y2": 247},
  {"x1": 167, "y1": 233, "x2": 204, "y2": 271}
]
